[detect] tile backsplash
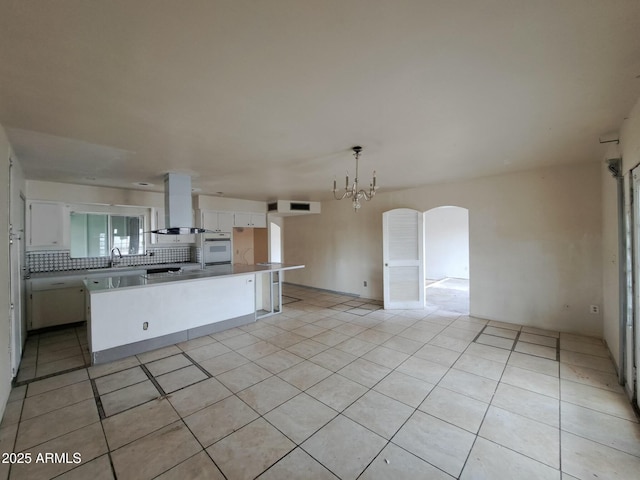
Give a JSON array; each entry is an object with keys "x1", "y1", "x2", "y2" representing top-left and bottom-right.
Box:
[{"x1": 27, "y1": 247, "x2": 193, "y2": 273}]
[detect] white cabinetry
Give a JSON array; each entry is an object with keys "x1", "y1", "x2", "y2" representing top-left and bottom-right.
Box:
[
  {"x1": 28, "y1": 277, "x2": 85, "y2": 330},
  {"x1": 27, "y1": 269, "x2": 146, "y2": 331},
  {"x1": 234, "y1": 212, "x2": 267, "y2": 228},
  {"x1": 27, "y1": 201, "x2": 69, "y2": 249},
  {"x1": 88, "y1": 274, "x2": 256, "y2": 355},
  {"x1": 201, "y1": 210, "x2": 233, "y2": 232},
  {"x1": 151, "y1": 208, "x2": 195, "y2": 244}
]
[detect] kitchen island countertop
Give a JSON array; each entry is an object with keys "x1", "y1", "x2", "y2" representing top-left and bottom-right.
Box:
[
  {"x1": 29, "y1": 262, "x2": 202, "y2": 279},
  {"x1": 85, "y1": 263, "x2": 304, "y2": 292}
]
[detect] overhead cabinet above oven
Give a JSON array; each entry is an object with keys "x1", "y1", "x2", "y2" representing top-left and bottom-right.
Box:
[
  {"x1": 198, "y1": 210, "x2": 234, "y2": 233},
  {"x1": 197, "y1": 209, "x2": 266, "y2": 231},
  {"x1": 233, "y1": 212, "x2": 266, "y2": 228}
]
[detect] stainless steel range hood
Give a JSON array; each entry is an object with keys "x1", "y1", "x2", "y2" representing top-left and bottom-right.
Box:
[{"x1": 151, "y1": 173, "x2": 208, "y2": 235}]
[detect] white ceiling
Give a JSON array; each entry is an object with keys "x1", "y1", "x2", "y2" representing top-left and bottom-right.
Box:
[{"x1": 1, "y1": 0, "x2": 639, "y2": 201}]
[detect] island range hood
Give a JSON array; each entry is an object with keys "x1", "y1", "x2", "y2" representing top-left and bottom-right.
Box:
[{"x1": 151, "y1": 173, "x2": 208, "y2": 235}]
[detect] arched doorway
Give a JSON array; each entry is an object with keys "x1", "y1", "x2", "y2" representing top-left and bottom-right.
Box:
[
  {"x1": 383, "y1": 206, "x2": 470, "y2": 313},
  {"x1": 424, "y1": 206, "x2": 469, "y2": 314}
]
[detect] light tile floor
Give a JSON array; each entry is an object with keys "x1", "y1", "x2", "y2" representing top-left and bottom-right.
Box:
[{"x1": 1, "y1": 284, "x2": 639, "y2": 479}]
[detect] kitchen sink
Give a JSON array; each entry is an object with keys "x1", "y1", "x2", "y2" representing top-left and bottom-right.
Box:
[
  {"x1": 146, "y1": 267, "x2": 183, "y2": 275},
  {"x1": 86, "y1": 267, "x2": 146, "y2": 278}
]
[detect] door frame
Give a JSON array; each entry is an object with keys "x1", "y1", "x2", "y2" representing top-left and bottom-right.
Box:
[
  {"x1": 8, "y1": 158, "x2": 25, "y2": 378},
  {"x1": 629, "y1": 168, "x2": 639, "y2": 407}
]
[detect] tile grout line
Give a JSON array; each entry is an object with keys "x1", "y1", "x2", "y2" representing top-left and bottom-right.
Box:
[
  {"x1": 14, "y1": 333, "x2": 88, "y2": 388},
  {"x1": 89, "y1": 377, "x2": 107, "y2": 421},
  {"x1": 5, "y1": 393, "x2": 26, "y2": 480},
  {"x1": 256, "y1": 397, "x2": 341, "y2": 480},
  {"x1": 559, "y1": 371, "x2": 564, "y2": 475},
  {"x1": 256, "y1": 294, "x2": 608, "y2": 474},
  {"x1": 355, "y1": 310, "x2": 469, "y2": 479},
  {"x1": 246, "y1": 311, "x2": 453, "y2": 478},
  {"x1": 457, "y1": 338, "x2": 516, "y2": 477},
  {"x1": 159, "y1": 391, "x2": 231, "y2": 480},
  {"x1": 120, "y1": 340, "x2": 632, "y2": 478},
  {"x1": 12, "y1": 285, "x2": 635, "y2": 478},
  {"x1": 341, "y1": 312, "x2": 457, "y2": 476},
  {"x1": 477, "y1": 334, "x2": 570, "y2": 473},
  {"x1": 93, "y1": 397, "x2": 118, "y2": 480},
  {"x1": 180, "y1": 351, "x2": 214, "y2": 380},
  {"x1": 138, "y1": 363, "x2": 167, "y2": 398}
]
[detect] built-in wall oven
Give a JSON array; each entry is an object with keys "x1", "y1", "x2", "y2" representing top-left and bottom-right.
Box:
[{"x1": 203, "y1": 233, "x2": 232, "y2": 265}]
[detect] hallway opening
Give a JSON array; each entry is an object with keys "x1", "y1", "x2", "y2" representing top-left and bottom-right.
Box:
[{"x1": 424, "y1": 206, "x2": 469, "y2": 314}]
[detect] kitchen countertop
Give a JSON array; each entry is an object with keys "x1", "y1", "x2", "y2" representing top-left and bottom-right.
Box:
[
  {"x1": 85, "y1": 263, "x2": 304, "y2": 292},
  {"x1": 28, "y1": 262, "x2": 203, "y2": 279}
]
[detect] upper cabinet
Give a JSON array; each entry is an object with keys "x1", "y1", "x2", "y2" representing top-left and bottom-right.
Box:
[
  {"x1": 27, "y1": 201, "x2": 69, "y2": 249},
  {"x1": 28, "y1": 200, "x2": 153, "y2": 253},
  {"x1": 198, "y1": 209, "x2": 266, "y2": 230},
  {"x1": 200, "y1": 210, "x2": 234, "y2": 232},
  {"x1": 234, "y1": 213, "x2": 267, "y2": 228}
]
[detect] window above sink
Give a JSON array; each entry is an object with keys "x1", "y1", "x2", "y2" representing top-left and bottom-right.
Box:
[{"x1": 69, "y1": 205, "x2": 149, "y2": 258}]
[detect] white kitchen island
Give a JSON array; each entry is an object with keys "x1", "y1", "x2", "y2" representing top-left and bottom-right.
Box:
[{"x1": 85, "y1": 263, "x2": 303, "y2": 364}]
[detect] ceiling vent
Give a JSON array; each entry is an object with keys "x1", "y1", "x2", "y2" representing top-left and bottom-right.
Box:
[{"x1": 267, "y1": 200, "x2": 321, "y2": 217}]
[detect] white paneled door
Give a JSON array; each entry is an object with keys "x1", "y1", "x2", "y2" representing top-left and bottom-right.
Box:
[{"x1": 383, "y1": 208, "x2": 424, "y2": 309}]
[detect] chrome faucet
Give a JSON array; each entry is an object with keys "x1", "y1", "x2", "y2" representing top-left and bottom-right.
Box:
[{"x1": 110, "y1": 247, "x2": 122, "y2": 267}]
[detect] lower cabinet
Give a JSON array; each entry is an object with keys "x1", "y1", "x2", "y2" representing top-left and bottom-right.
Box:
[
  {"x1": 26, "y1": 268, "x2": 151, "y2": 331},
  {"x1": 29, "y1": 283, "x2": 85, "y2": 330},
  {"x1": 87, "y1": 273, "x2": 256, "y2": 355}
]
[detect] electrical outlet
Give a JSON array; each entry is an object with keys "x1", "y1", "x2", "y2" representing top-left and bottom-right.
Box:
[
  {"x1": 590, "y1": 305, "x2": 600, "y2": 314},
  {"x1": 143, "y1": 321, "x2": 149, "y2": 330},
  {"x1": 363, "y1": 281, "x2": 367, "y2": 287}
]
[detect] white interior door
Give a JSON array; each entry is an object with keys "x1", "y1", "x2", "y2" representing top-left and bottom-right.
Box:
[{"x1": 383, "y1": 208, "x2": 424, "y2": 309}]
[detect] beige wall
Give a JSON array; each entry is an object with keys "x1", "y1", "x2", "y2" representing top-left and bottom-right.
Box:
[
  {"x1": 254, "y1": 228, "x2": 268, "y2": 264},
  {"x1": 285, "y1": 162, "x2": 603, "y2": 335},
  {"x1": 0, "y1": 126, "x2": 12, "y2": 419},
  {"x1": 232, "y1": 227, "x2": 255, "y2": 265},
  {"x1": 231, "y1": 227, "x2": 269, "y2": 265},
  {"x1": 194, "y1": 195, "x2": 266, "y2": 213},
  {"x1": 425, "y1": 206, "x2": 469, "y2": 280}
]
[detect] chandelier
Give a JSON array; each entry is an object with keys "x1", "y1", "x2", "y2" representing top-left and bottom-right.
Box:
[{"x1": 333, "y1": 146, "x2": 378, "y2": 211}]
